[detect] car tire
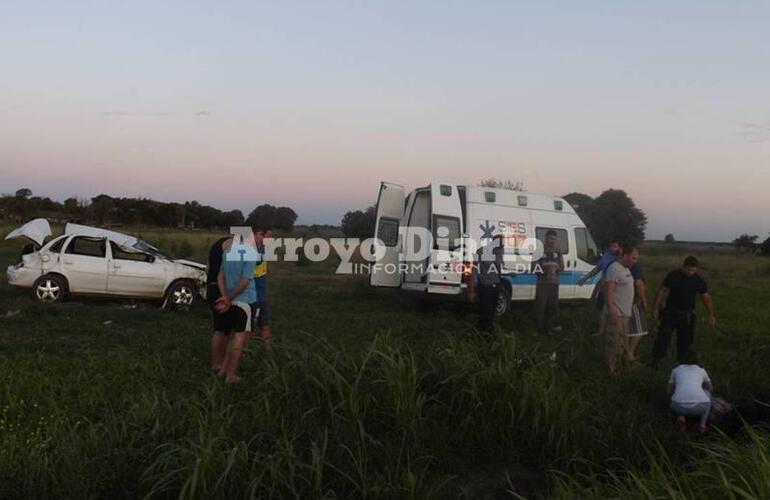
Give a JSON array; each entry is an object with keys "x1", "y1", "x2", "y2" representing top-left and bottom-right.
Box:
[
  {"x1": 495, "y1": 283, "x2": 511, "y2": 317},
  {"x1": 165, "y1": 280, "x2": 196, "y2": 310},
  {"x1": 32, "y1": 274, "x2": 67, "y2": 303}
]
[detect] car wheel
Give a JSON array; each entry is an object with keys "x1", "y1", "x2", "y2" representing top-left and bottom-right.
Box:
[
  {"x1": 495, "y1": 284, "x2": 511, "y2": 317},
  {"x1": 166, "y1": 280, "x2": 196, "y2": 310},
  {"x1": 33, "y1": 275, "x2": 67, "y2": 303}
]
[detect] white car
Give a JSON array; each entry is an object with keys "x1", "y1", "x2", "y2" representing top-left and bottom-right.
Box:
[{"x1": 5, "y1": 219, "x2": 207, "y2": 308}]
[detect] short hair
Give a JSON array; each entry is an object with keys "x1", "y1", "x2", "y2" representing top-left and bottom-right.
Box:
[
  {"x1": 545, "y1": 230, "x2": 557, "y2": 238},
  {"x1": 622, "y1": 246, "x2": 637, "y2": 256},
  {"x1": 683, "y1": 256, "x2": 699, "y2": 267},
  {"x1": 681, "y1": 350, "x2": 700, "y2": 366},
  {"x1": 609, "y1": 238, "x2": 622, "y2": 246}
]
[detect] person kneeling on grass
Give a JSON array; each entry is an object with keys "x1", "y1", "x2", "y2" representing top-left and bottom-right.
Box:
[
  {"x1": 215, "y1": 236, "x2": 260, "y2": 384},
  {"x1": 669, "y1": 350, "x2": 713, "y2": 433}
]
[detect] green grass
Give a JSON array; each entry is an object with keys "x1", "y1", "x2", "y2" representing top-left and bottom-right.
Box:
[{"x1": 1, "y1": 227, "x2": 769, "y2": 498}]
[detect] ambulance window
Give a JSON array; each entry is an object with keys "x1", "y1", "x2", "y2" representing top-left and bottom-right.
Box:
[
  {"x1": 485, "y1": 191, "x2": 496, "y2": 202},
  {"x1": 377, "y1": 218, "x2": 399, "y2": 247},
  {"x1": 433, "y1": 215, "x2": 461, "y2": 250},
  {"x1": 535, "y1": 227, "x2": 568, "y2": 254},
  {"x1": 440, "y1": 185, "x2": 452, "y2": 196},
  {"x1": 575, "y1": 227, "x2": 599, "y2": 264}
]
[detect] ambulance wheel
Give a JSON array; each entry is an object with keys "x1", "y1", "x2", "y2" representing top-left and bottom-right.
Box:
[{"x1": 495, "y1": 284, "x2": 511, "y2": 317}]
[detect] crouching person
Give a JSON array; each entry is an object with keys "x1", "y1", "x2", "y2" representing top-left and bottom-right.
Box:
[
  {"x1": 215, "y1": 236, "x2": 259, "y2": 384},
  {"x1": 669, "y1": 350, "x2": 713, "y2": 433}
]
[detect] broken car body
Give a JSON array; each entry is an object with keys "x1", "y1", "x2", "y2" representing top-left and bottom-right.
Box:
[{"x1": 5, "y1": 219, "x2": 206, "y2": 308}]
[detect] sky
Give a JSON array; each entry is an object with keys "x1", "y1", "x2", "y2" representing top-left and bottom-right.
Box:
[{"x1": 1, "y1": 1, "x2": 768, "y2": 241}]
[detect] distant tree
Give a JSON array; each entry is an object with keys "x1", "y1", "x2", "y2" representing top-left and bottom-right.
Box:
[
  {"x1": 90, "y1": 194, "x2": 114, "y2": 224},
  {"x1": 563, "y1": 189, "x2": 646, "y2": 249},
  {"x1": 664, "y1": 233, "x2": 676, "y2": 243},
  {"x1": 479, "y1": 178, "x2": 526, "y2": 191},
  {"x1": 733, "y1": 233, "x2": 759, "y2": 253},
  {"x1": 246, "y1": 204, "x2": 297, "y2": 231},
  {"x1": 341, "y1": 206, "x2": 376, "y2": 238},
  {"x1": 15, "y1": 188, "x2": 32, "y2": 199},
  {"x1": 63, "y1": 197, "x2": 80, "y2": 216},
  {"x1": 759, "y1": 235, "x2": 770, "y2": 256},
  {"x1": 275, "y1": 206, "x2": 298, "y2": 231}
]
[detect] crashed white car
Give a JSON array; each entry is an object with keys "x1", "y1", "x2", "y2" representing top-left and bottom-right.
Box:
[{"x1": 5, "y1": 219, "x2": 207, "y2": 308}]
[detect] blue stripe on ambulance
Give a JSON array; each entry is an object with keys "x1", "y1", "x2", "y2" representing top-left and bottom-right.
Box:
[{"x1": 501, "y1": 272, "x2": 601, "y2": 286}]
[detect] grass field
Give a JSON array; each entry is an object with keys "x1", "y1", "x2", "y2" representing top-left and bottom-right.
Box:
[{"x1": 1, "y1": 227, "x2": 770, "y2": 499}]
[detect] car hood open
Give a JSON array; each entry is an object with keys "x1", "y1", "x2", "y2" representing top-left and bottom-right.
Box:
[{"x1": 4, "y1": 218, "x2": 52, "y2": 246}]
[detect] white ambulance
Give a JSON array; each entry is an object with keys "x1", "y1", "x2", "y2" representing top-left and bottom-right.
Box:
[{"x1": 369, "y1": 182, "x2": 602, "y2": 315}]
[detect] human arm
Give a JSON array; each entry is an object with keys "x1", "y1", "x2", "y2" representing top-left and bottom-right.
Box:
[
  {"x1": 578, "y1": 265, "x2": 600, "y2": 286},
  {"x1": 605, "y1": 280, "x2": 621, "y2": 327},
  {"x1": 635, "y1": 279, "x2": 648, "y2": 310},
  {"x1": 557, "y1": 252, "x2": 565, "y2": 273},
  {"x1": 215, "y1": 269, "x2": 230, "y2": 313},
  {"x1": 651, "y1": 285, "x2": 668, "y2": 320}
]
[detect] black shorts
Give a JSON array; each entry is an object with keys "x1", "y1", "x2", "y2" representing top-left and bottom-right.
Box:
[
  {"x1": 223, "y1": 302, "x2": 258, "y2": 334},
  {"x1": 207, "y1": 284, "x2": 258, "y2": 334},
  {"x1": 207, "y1": 284, "x2": 229, "y2": 334}
]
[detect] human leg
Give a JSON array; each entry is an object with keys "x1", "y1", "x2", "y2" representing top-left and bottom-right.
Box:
[
  {"x1": 534, "y1": 284, "x2": 549, "y2": 335},
  {"x1": 546, "y1": 284, "x2": 560, "y2": 332},
  {"x1": 675, "y1": 312, "x2": 696, "y2": 364}
]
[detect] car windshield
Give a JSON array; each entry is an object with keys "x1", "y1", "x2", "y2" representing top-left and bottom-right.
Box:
[{"x1": 132, "y1": 239, "x2": 169, "y2": 259}]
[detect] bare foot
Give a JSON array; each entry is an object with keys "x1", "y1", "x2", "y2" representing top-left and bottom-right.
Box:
[{"x1": 225, "y1": 375, "x2": 241, "y2": 384}]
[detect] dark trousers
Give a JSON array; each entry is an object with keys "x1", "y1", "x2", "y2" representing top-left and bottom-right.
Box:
[
  {"x1": 652, "y1": 309, "x2": 695, "y2": 364},
  {"x1": 477, "y1": 284, "x2": 499, "y2": 333},
  {"x1": 534, "y1": 283, "x2": 559, "y2": 334}
]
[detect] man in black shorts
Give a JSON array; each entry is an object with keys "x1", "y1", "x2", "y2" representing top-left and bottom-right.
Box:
[{"x1": 650, "y1": 256, "x2": 716, "y2": 367}]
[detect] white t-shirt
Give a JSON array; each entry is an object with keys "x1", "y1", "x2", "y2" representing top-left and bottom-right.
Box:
[
  {"x1": 603, "y1": 261, "x2": 634, "y2": 317},
  {"x1": 669, "y1": 365, "x2": 711, "y2": 405}
]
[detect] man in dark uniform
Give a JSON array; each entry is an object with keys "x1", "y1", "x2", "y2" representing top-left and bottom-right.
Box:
[
  {"x1": 650, "y1": 256, "x2": 716, "y2": 367},
  {"x1": 533, "y1": 230, "x2": 564, "y2": 336},
  {"x1": 476, "y1": 234, "x2": 504, "y2": 334}
]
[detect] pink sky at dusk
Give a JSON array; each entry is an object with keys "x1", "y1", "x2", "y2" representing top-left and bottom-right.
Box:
[{"x1": 2, "y1": 1, "x2": 769, "y2": 241}]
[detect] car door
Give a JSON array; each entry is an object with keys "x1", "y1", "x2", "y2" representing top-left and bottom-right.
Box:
[
  {"x1": 370, "y1": 181, "x2": 405, "y2": 288},
  {"x1": 106, "y1": 241, "x2": 166, "y2": 297},
  {"x1": 60, "y1": 236, "x2": 109, "y2": 293},
  {"x1": 427, "y1": 182, "x2": 463, "y2": 292},
  {"x1": 573, "y1": 226, "x2": 600, "y2": 299}
]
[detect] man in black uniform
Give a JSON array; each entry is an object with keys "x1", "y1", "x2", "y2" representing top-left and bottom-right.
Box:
[
  {"x1": 532, "y1": 230, "x2": 564, "y2": 336},
  {"x1": 476, "y1": 234, "x2": 504, "y2": 334},
  {"x1": 650, "y1": 256, "x2": 716, "y2": 366}
]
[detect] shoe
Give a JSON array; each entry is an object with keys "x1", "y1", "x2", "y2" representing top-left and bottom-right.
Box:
[{"x1": 676, "y1": 416, "x2": 686, "y2": 430}]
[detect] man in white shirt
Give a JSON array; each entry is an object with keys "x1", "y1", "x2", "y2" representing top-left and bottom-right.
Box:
[
  {"x1": 603, "y1": 246, "x2": 638, "y2": 374},
  {"x1": 668, "y1": 350, "x2": 713, "y2": 432}
]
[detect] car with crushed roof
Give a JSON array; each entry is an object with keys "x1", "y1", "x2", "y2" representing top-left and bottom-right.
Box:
[{"x1": 5, "y1": 219, "x2": 207, "y2": 309}]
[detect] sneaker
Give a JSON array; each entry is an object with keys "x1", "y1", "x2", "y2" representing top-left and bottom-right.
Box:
[{"x1": 676, "y1": 416, "x2": 686, "y2": 430}]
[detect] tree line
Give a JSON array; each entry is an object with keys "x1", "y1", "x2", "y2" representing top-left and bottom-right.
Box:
[
  {"x1": 1, "y1": 188, "x2": 298, "y2": 231},
  {"x1": 733, "y1": 233, "x2": 770, "y2": 256}
]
